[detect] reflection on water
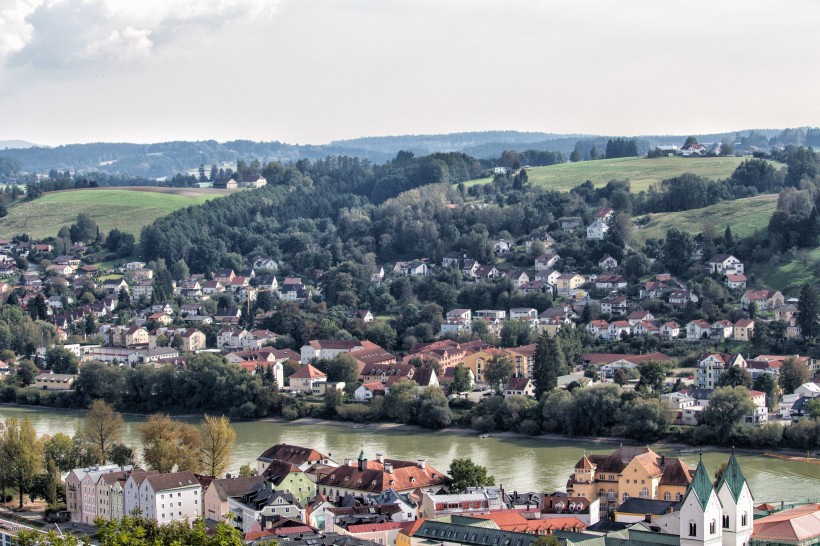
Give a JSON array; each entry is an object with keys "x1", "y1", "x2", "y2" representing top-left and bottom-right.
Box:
[{"x1": 1, "y1": 405, "x2": 817, "y2": 503}]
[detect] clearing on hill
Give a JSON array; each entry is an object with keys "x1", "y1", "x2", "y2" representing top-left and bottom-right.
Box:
[
  {"x1": 464, "y1": 156, "x2": 773, "y2": 192},
  {"x1": 0, "y1": 187, "x2": 234, "y2": 239},
  {"x1": 632, "y1": 194, "x2": 777, "y2": 245}
]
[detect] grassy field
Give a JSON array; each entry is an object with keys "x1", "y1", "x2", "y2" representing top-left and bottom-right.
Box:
[
  {"x1": 0, "y1": 187, "x2": 234, "y2": 239},
  {"x1": 465, "y1": 156, "x2": 775, "y2": 192},
  {"x1": 633, "y1": 194, "x2": 778, "y2": 245},
  {"x1": 751, "y1": 247, "x2": 820, "y2": 294}
]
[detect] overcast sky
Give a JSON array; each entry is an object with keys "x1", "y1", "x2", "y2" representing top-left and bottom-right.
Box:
[{"x1": 1, "y1": 0, "x2": 819, "y2": 146}]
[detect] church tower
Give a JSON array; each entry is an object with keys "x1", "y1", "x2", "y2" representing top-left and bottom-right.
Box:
[
  {"x1": 716, "y1": 453, "x2": 754, "y2": 546},
  {"x1": 680, "y1": 459, "x2": 723, "y2": 546}
]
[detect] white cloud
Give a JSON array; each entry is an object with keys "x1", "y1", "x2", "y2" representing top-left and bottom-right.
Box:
[
  {"x1": 0, "y1": 0, "x2": 38, "y2": 62},
  {"x1": 1, "y1": 0, "x2": 286, "y2": 68}
]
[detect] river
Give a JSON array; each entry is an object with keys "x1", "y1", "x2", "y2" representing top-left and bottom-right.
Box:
[{"x1": 1, "y1": 406, "x2": 817, "y2": 504}]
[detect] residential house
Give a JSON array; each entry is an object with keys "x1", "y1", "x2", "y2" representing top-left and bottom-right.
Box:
[
  {"x1": 503, "y1": 269, "x2": 529, "y2": 287},
  {"x1": 491, "y1": 239, "x2": 514, "y2": 254},
  {"x1": 203, "y1": 475, "x2": 267, "y2": 523},
  {"x1": 535, "y1": 252, "x2": 560, "y2": 270},
  {"x1": 669, "y1": 290, "x2": 698, "y2": 307},
  {"x1": 556, "y1": 273, "x2": 585, "y2": 297},
  {"x1": 696, "y1": 353, "x2": 747, "y2": 390},
  {"x1": 595, "y1": 274, "x2": 627, "y2": 290},
  {"x1": 586, "y1": 320, "x2": 609, "y2": 339},
  {"x1": 686, "y1": 319, "x2": 712, "y2": 340},
  {"x1": 300, "y1": 339, "x2": 376, "y2": 363},
  {"x1": 725, "y1": 274, "x2": 748, "y2": 290},
  {"x1": 262, "y1": 460, "x2": 315, "y2": 505},
  {"x1": 354, "y1": 382, "x2": 386, "y2": 401},
  {"x1": 509, "y1": 308, "x2": 538, "y2": 321},
  {"x1": 461, "y1": 259, "x2": 480, "y2": 278},
  {"x1": 65, "y1": 465, "x2": 138, "y2": 523},
  {"x1": 600, "y1": 295, "x2": 628, "y2": 315},
  {"x1": 774, "y1": 304, "x2": 798, "y2": 322},
  {"x1": 241, "y1": 174, "x2": 268, "y2": 188},
  {"x1": 626, "y1": 310, "x2": 655, "y2": 326},
  {"x1": 255, "y1": 443, "x2": 336, "y2": 475},
  {"x1": 441, "y1": 309, "x2": 472, "y2": 335},
  {"x1": 228, "y1": 484, "x2": 305, "y2": 533},
  {"x1": 505, "y1": 377, "x2": 535, "y2": 398},
  {"x1": 606, "y1": 321, "x2": 632, "y2": 340},
  {"x1": 442, "y1": 251, "x2": 466, "y2": 268},
  {"x1": 124, "y1": 471, "x2": 201, "y2": 525},
  {"x1": 472, "y1": 264, "x2": 500, "y2": 281},
  {"x1": 31, "y1": 372, "x2": 76, "y2": 390},
  {"x1": 567, "y1": 446, "x2": 694, "y2": 514},
  {"x1": 315, "y1": 452, "x2": 447, "y2": 501},
  {"x1": 586, "y1": 220, "x2": 609, "y2": 240},
  {"x1": 707, "y1": 254, "x2": 744, "y2": 275},
  {"x1": 518, "y1": 280, "x2": 549, "y2": 295},
  {"x1": 733, "y1": 319, "x2": 755, "y2": 342},
  {"x1": 360, "y1": 363, "x2": 415, "y2": 385},
  {"x1": 393, "y1": 261, "x2": 428, "y2": 277},
  {"x1": 640, "y1": 281, "x2": 668, "y2": 300},
  {"x1": 660, "y1": 321, "x2": 682, "y2": 339},
  {"x1": 711, "y1": 320, "x2": 735, "y2": 340},
  {"x1": 741, "y1": 289, "x2": 784, "y2": 311},
  {"x1": 288, "y1": 364, "x2": 327, "y2": 393}
]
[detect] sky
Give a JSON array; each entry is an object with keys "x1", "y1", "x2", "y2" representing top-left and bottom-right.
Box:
[{"x1": 1, "y1": 0, "x2": 819, "y2": 146}]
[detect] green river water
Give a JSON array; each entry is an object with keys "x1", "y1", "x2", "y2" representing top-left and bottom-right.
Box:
[{"x1": 1, "y1": 406, "x2": 817, "y2": 504}]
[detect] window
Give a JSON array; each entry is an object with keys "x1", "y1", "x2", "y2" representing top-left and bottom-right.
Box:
[
  {"x1": 742, "y1": 512, "x2": 747, "y2": 526},
  {"x1": 676, "y1": 493, "x2": 682, "y2": 501},
  {"x1": 663, "y1": 492, "x2": 671, "y2": 501},
  {"x1": 598, "y1": 489, "x2": 606, "y2": 498},
  {"x1": 710, "y1": 520, "x2": 716, "y2": 534},
  {"x1": 689, "y1": 522, "x2": 697, "y2": 537},
  {"x1": 640, "y1": 488, "x2": 649, "y2": 498},
  {"x1": 622, "y1": 493, "x2": 629, "y2": 501},
  {"x1": 723, "y1": 515, "x2": 729, "y2": 528}
]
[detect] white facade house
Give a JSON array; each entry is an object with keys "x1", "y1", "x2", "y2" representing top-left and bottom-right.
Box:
[
  {"x1": 124, "y1": 471, "x2": 201, "y2": 525},
  {"x1": 586, "y1": 221, "x2": 609, "y2": 240}
]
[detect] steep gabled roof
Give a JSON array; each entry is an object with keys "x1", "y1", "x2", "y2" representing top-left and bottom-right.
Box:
[
  {"x1": 683, "y1": 460, "x2": 714, "y2": 511},
  {"x1": 715, "y1": 453, "x2": 749, "y2": 502}
]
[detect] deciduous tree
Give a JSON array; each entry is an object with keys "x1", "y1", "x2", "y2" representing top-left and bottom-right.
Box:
[
  {"x1": 0, "y1": 417, "x2": 44, "y2": 508},
  {"x1": 198, "y1": 415, "x2": 237, "y2": 478},
  {"x1": 80, "y1": 400, "x2": 123, "y2": 464},
  {"x1": 448, "y1": 457, "x2": 495, "y2": 493},
  {"x1": 140, "y1": 414, "x2": 201, "y2": 473}
]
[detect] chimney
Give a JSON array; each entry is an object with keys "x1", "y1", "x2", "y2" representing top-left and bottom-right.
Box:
[
  {"x1": 376, "y1": 452, "x2": 384, "y2": 464},
  {"x1": 344, "y1": 458, "x2": 351, "y2": 467},
  {"x1": 417, "y1": 458, "x2": 426, "y2": 469},
  {"x1": 385, "y1": 463, "x2": 393, "y2": 474},
  {"x1": 226, "y1": 473, "x2": 232, "y2": 479},
  {"x1": 645, "y1": 514, "x2": 652, "y2": 523}
]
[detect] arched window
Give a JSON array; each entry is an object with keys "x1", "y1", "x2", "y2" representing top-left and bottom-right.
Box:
[
  {"x1": 640, "y1": 488, "x2": 649, "y2": 498},
  {"x1": 710, "y1": 520, "x2": 716, "y2": 534},
  {"x1": 663, "y1": 492, "x2": 671, "y2": 501},
  {"x1": 675, "y1": 493, "x2": 682, "y2": 501},
  {"x1": 598, "y1": 489, "x2": 606, "y2": 498},
  {"x1": 742, "y1": 512, "x2": 748, "y2": 526},
  {"x1": 622, "y1": 493, "x2": 629, "y2": 501},
  {"x1": 607, "y1": 489, "x2": 615, "y2": 500},
  {"x1": 689, "y1": 522, "x2": 697, "y2": 537}
]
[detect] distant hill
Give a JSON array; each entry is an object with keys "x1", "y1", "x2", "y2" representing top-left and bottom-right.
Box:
[
  {"x1": 0, "y1": 140, "x2": 40, "y2": 150},
  {"x1": 0, "y1": 128, "x2": 808, "y2": 179}
]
